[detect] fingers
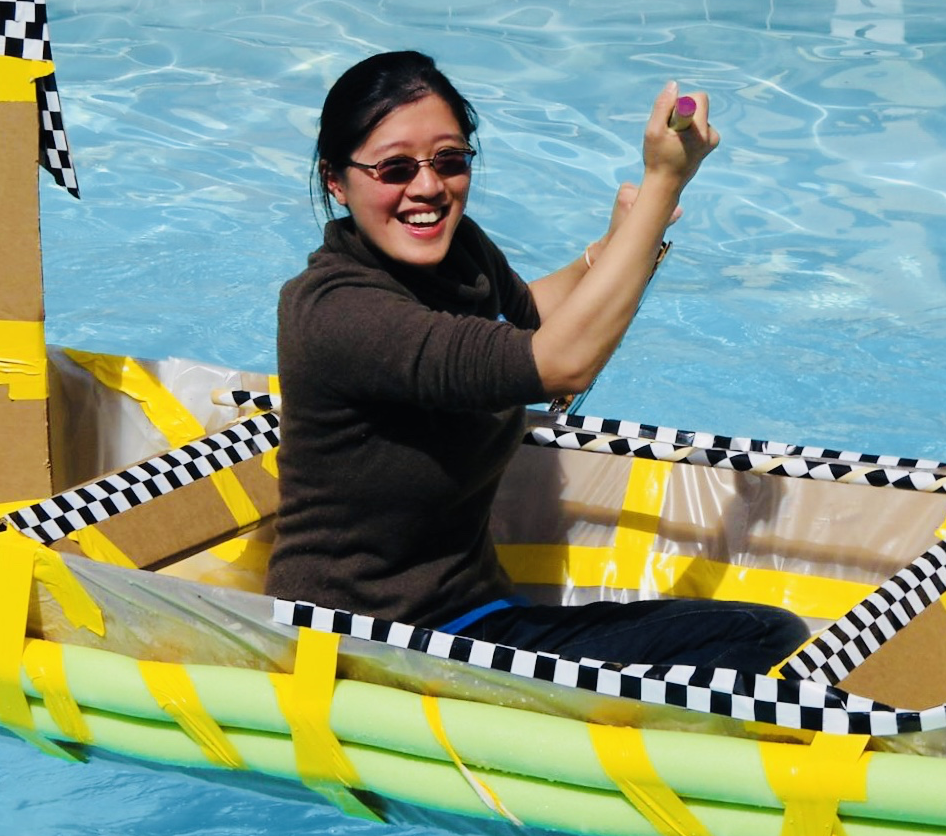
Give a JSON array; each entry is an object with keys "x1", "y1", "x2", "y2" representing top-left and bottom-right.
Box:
[
  {"x1": 672, "y1": 90, "x2": 720, "y2": 151},
  {"x1": 609, "y1": 180, "x2": 682, "y2": 231},
  {"x1": 643, "y1": 81, "x2": 720, "y2": 181},
  {"x1": 648, "y1": 80, "x2": 680, "y2": 133},
  {"x1": 649, "y1": 83, "x2": 717, "y2": 142},
  {"x1": 615, "y1": 182, "x2": 639, "y2": 207},
  {"x1": 606, "y1": 182, "x2": 638, "y2": 239}
]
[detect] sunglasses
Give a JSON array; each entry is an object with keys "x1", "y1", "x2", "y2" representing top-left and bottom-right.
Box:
[{"x1": 348, "y1": 148, "x2": 476, "y2": 185}]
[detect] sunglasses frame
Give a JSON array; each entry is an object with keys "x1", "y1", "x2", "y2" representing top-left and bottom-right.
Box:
[{"x1": 348, "y1": 148, "x2": 477, "y2": 184}]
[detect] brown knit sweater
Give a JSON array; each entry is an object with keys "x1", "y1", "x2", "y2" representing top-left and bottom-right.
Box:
[{"x1": 265, "y1": 216, "x2": 547, "y2": 627}]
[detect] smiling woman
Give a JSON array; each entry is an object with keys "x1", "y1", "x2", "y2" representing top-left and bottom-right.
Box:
[{"x1": 265, "y1": 49, "x2": 808, "y2": 672}]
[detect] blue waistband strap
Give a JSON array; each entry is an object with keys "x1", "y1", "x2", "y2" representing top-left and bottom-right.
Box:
[{"x1": 437, "y1": 595, "x2": 531, "y2": 635}]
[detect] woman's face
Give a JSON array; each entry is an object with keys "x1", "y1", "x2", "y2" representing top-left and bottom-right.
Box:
[{"x1": 326, "y1": 94, "x2": 472, "y2": 271}]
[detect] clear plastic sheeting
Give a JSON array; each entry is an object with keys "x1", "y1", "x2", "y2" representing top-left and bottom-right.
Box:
[
  {"x1": 47, "y1": 346, "x2": 273, "y2": 490},
  {"x1": 492, "y1": 436, "x2": 946, "y2": 626}
]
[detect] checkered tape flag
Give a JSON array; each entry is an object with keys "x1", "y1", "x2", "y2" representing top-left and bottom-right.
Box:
[{"x1": 1, "y1": 0, "x2": 80, "y2": 197}]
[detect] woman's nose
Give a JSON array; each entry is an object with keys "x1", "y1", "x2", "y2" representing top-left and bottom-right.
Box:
[{"x1": 406, "y1": 160, "x2": 445, "y2": 195}]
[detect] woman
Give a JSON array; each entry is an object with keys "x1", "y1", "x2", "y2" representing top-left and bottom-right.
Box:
[{"x1": 266, "y1": 51, "x2": 808, "y2": 672}]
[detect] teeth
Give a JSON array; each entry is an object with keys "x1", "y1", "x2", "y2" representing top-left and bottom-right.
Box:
[{"x1": 404, "y1": 210, "x2": 441, "y2": 224}]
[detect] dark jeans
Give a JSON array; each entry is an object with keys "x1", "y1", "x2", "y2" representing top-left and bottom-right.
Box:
[{"x1": 458, "y1": 599, "x2": 810, "y2": 674}]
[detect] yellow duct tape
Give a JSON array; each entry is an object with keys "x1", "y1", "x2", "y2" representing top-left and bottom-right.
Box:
[
  {"x1": 0, "y1": 498, "x2": 42, "y2": 516},
  {"x1": 269, "y1": 629, "x2": 382, "y2": 822},
  {"x1": 760, "y1": 733, "x2": 871, "y2": 836},
  {"x1": 22, "y1": 638, "x2": 93, "y2": 745},
  {"x1": 0, "y1": 538, "x2": 77, "y2": 759},
  {"x1": 261, "y1": 448, "x2": 278, "y2": 479},
  {"x1": 498, "y1": 542, "x2": 873, "y2": 621},
  {"x1": 208, "y1": 537, "x2": 271, "y2": 569},
  {"x1": 615, "y1": 459, "x2": 673, "y2": 567},
  {"x1": 421, "y1": 694, "x2": 522, "y2": 825},
  {"x1": 0, "y1": 528, "x2": 105, "y2": 637},
  {"x1": 63, "y1": 350, "x2": 261, "y2": 530},
  {"x1": 0, "y1": 320, "x2": 47, "y2": 400},
  {"x1": 0, "y1": 56, "x2": 54, "y2": 102},
  {"x1": 0, "y1": 543, "x2": 37, "y2": 731},
  {"x1": 62, "y1": 351, "x2": 205, "y2": 446},
  {"x1": 67, "y1": 527, "x2": 137, "y2": 569},
  {"x1": 209, "y1": 469, "x2": 260, "y2": 531},
  {"x1": 588, "y1": 723, "x2": 711, "y2": 836},
  {"x1": 138, "y1": 660, "x2": 245, "y2": 769}
]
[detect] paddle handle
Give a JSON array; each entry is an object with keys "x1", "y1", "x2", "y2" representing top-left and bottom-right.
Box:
[{"x1": 668, "y1": 96, "x2": 697, "y2": 131}]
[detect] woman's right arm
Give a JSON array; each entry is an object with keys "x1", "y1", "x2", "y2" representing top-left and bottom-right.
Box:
[{"x1": 531, "y1": 81, "x2": 719, "y2": 398}]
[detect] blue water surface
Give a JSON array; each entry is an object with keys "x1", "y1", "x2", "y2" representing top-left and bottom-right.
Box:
[{"x1": 6, "y1": 0, "x2": 946, "y2": 833}]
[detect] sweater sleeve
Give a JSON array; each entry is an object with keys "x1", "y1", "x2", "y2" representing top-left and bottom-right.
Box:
[{"x1": 281, "y1": 271, "x2": 548, "y2": 413}]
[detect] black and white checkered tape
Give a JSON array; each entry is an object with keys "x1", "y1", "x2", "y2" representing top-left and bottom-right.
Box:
[
  {"x1": 1, "y1": 0, "x2": 79, "y2": 197},
  {"x1": 273, "y1": 598, "x2": 946, "y2": 737}
]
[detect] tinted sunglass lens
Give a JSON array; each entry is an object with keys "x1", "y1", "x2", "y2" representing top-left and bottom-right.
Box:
[
  {"x1": 376, "y1": 158, "x2": 419, "y2": 184},
  {"x1": 433, "y1": 151, "x2": 472, "y2": 176},
  {"x1": 373, "y1": 151, "x2": 473, "y2": 183}
]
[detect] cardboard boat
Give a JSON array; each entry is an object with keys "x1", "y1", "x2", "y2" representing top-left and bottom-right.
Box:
[{"x1": 5, "y1": 10, "x2": 946, "y2": 835}]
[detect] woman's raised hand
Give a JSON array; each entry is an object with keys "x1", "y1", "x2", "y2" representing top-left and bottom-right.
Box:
[{"x1": 642, "y1": 81, "x2": 719, "y2": 192}]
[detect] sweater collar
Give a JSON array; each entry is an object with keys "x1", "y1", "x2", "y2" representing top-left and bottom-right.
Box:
[{"x1": 319, "y1": 217, "x2": 491, "y2": 307}]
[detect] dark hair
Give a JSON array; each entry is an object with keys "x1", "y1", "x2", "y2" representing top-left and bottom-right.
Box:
[{"x1": 311, "y1": 51, "x2": 479, "y2": 219}]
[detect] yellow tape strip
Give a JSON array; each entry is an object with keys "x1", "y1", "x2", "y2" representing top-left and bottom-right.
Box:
[
  {"x1": 63, "y1": 349, "x2": 261, "y2": 530},
  {"x1": 497, "y1": 542, "x2": 869, "y2": 619},
  {"x1": 63, "y1": 350, "x2": 204, "y2": 447},
  {"x1": 0, "y1": 537, "x2": 77, "y2": 759},
  {"x1": 0, "y1": 528, "x2": 105, "y2": 637},
  {"x1": 0, "y1": 543, "x2": 37, "y2": 732},
  {"x1": 760, "y1": 733, "x2": 870, "y2": 836},
  {"x1": 22, "y1": 638, "x2": 93, "y2": 745},
  {"x1": 588, "y1": 723, "x2": 711, "y2": 836},
  {"x1": 208, "y1": 537, "x2": 271, "y2": 570},
  {"x1": 0, "y1": 56, "x2": 54, "y2": 102},
  {"x1": 209, "y1": 469, "x2": 260, "y2": 531},
  {"x1": 421, "y1": 695, "x2": 523, "y2": 825},
  {"x1": 615, "y1": 459, "x2": 673, "y2": 563},
  {"x1": 67, "y1": 528, "x2": 137, "y2": 569},
  {"x1": 0, "y1": 320, "x2": 48, "y2": 400},
  {"x1": 0, "y1": 498, "x2": 41, "y2": 516},
  {"x1": 138, "y1": 660, "x2": 244, "y2": 769},
  {"x1": 261, "y1": 448, "x2": 278, "y2": 479},
  {"x1": 497, "y1": 543, "x2": 873, "y2": 621},
  {"x1": 269, "y1": 629, "x2": 382, "y2": 822}
]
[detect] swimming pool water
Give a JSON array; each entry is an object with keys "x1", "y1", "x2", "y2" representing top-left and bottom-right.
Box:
[{"x1": 8, "y1": 0, "x2": 946, "y2": 833}]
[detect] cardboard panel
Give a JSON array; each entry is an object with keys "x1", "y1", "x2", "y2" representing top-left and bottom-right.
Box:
[
  {"x1": 1, "y1": 100, "x2": 44, "y2": 322},
  {"x1": 0, "y1": 99, "x2": 51, "y2": 504},
  {"x1": 50, "y1": 455, "x2": 278, "y2": 571},
  {"x1": 0, "y1": 393, "x2": 51, "y2": 502},
  {"x1": 839, "y1": 603, "x2": 946, "y2": 710}
]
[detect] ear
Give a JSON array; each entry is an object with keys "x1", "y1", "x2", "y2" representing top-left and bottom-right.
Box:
[{"x1": 321, "y1": 161, "x2": 348, "y2": 206}]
